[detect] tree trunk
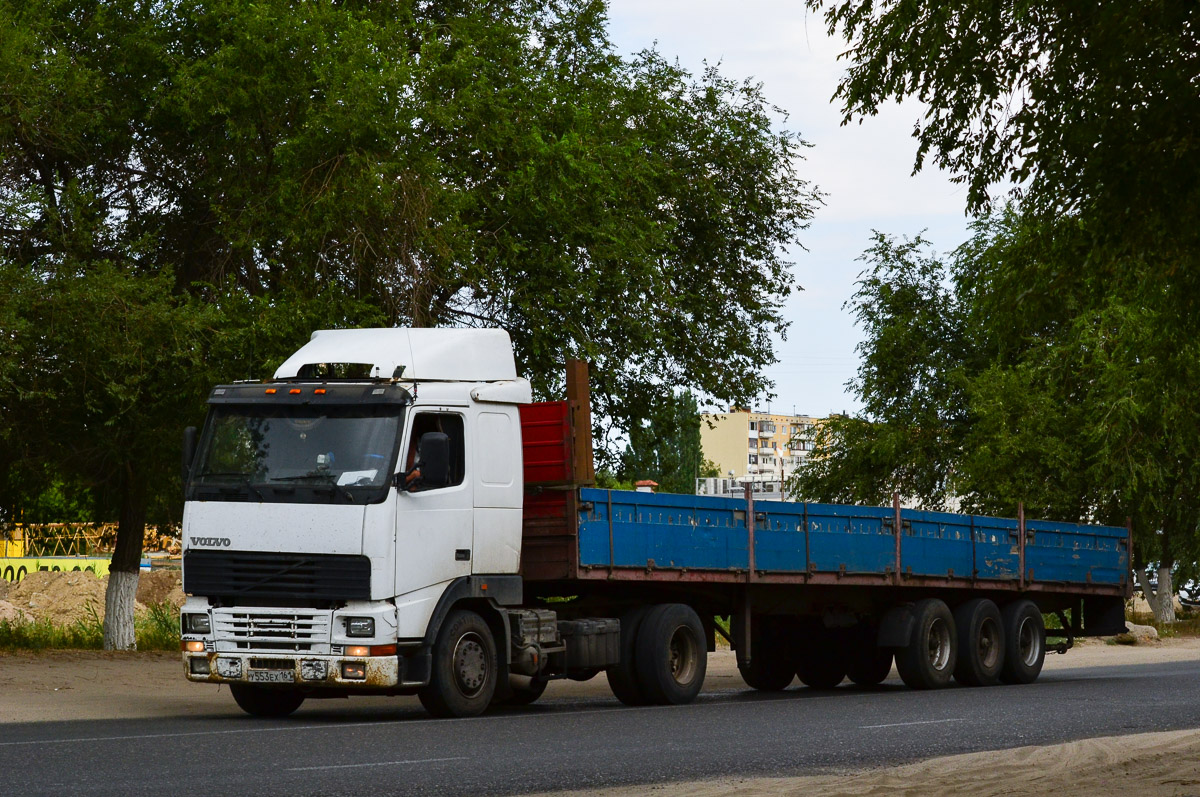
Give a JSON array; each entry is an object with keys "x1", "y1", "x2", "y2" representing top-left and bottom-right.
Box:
[
  {"x1": 1134, "y1": 566, "x2": 1176, "y2": 625},
  {"x1": 103, "y1": 464, "x2": 145, "y2": 650}
]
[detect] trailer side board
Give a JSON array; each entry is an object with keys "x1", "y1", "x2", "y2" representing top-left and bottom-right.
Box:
[{"x1": 572, "y1": 489, "x2": 1128, "y2": 594}]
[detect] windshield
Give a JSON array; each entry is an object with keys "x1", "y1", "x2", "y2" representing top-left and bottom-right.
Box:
[{"x1": 189, "y1": 404, "x2": 403, "y2": 503}]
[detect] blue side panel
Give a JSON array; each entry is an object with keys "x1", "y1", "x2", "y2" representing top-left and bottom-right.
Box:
[
  {"x1": 902, "y1": 510, "x2": 973, "y2": 578},
  {"x1": 971, "y1": 515, "x2": 1020, "y2": 581},
  {"x1": 576, "y1": 488, "x2": 1127, "y2": 589},
  {"x1": 805, "y1": 503, "x2": 893, "y2": 575},
  {"x1": 579, "y1": 488, "x2": 751, "y2": 571},
  {"x1": 1025, "y1": 518, "x2": 1128, "y2": 586},
  {"x1": 750, "y1": 499, "x2": 807, "y2": 572}
]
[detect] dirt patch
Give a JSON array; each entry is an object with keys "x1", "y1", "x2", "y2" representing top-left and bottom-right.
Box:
[{"x1": 4, "y1": 569, "x2": 184, "y2": 625}]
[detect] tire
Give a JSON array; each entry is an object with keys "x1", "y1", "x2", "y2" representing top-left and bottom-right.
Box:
[
  {"x1": 634, "y1": 604, "x2": 708, "y2": 705},
  {"x1": 229, "y1": 684, "x2": 305, "y2": 718},
  {"x1": 734, "y1": 615, "x2": 796, "y2": 691},
  {"x1": 845, "y1": 627, "x2": 894, "y2": 687},
  {"x1": 606, "y1": 606, "x2": 653, "y2": 705},
  {"x1": 795, "y1": 623, "x2": 849, "y2": 689},
  {"x1": 505, "y1": 674, "x2": 548, "y2": 706},
  {"x1": 999, "y1": 600, "x2": 1046, "y2": 685},
  {"x1": 895, "y1": 599, "x2": 957, "y2": 690},
  {"x1": 953, "y1": 599, "x2": 1005, "y2": 687},
  {"x1": 418, "y1": 609, "x2": 498, "y2": 718}
]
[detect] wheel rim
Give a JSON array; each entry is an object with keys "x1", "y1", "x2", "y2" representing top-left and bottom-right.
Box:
[
  {"x1": 927, "y1": 618, "x2": 951, "y2": 671},
  {"x1": 1016, "y1": 616, "x2": 1041, "y2": 667},
  {"x1": 978, "y1": 617, "x2": 1001, "y2": 669},
  {"x1": 667, "y1": 624, "x2": 699, "y2": 685},
  {"x1": 452, "y1": 632, "x2": 488, "y2": 697}
]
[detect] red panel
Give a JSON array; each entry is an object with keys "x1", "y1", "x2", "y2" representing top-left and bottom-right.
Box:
[{"x1": 520, "y1": 401, "x2": 572, "y2": 485}]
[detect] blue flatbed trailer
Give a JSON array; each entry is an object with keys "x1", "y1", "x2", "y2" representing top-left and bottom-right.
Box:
[{"x1": 519, "y1": 398, "x2": 1130, "y2": 694}]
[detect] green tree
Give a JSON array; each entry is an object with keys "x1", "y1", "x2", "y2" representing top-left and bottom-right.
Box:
[
  {"x1": 618, "y1": 391, "x2": 708, "y2": 495},
  {"x1": 1, "y1": 0, "x2": 817, "y2": 643}
]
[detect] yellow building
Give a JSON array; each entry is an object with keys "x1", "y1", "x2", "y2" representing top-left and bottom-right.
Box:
[{"x1": 698, "y1": 409, "x2": 825, "y2": 498}]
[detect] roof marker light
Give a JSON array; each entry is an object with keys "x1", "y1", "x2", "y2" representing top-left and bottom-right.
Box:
[
  {"x1": 265, "y1": 388, "x2": 277, "y2": 395},
  {"x1": 314, "y1": 388, "x2": 326, "y2": 395},
  {"x1": 289, "y1": 388, "x2": 302, "y2": 395}
]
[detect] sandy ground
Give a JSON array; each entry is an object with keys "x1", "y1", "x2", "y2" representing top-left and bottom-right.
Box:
[{"x1": 3, "y1": 639, "x2": 1200, "y2": 794}]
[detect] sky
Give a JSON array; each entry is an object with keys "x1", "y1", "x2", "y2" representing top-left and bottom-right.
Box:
[{"x1": 604, "y1": 1, "x2": 973, "y2": 418}]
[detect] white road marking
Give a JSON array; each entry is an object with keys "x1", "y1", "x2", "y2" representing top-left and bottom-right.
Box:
[
  {"x1": 860, "y1": 718, "x2": 965, "y2": 729},
  {"x1": 288, "y1": 756, "x2": 466, "y2": 771}
]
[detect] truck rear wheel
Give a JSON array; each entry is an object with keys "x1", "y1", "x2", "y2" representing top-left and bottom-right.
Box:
[
  {"x1": 895, "y1": 599, "x2": 957, "y2": 690},
  {"x1": 795, "y1": 624, "x2": 848, "y2": 689},
  {"x1": 999, "y1": 600, "x2": 1046, "y2": 685},
  {"x1": 229, "y1": 684, "x2": 305, "y2": 718},
  {"x1": 634, "y1": 603, "x2": 707, "y2": 705},
  {"x1": 953, "y1": 599, "x2": 1004, "y2": 686},
  {"x1": 606, "y1": 606, "x2": 653, "y2": 705},
  {"x1": 734, "y1": 615, "x2": 796, "y2": 691},
  {"x1": 419, "y1": 609, "x2": 498, "y2": 718}
]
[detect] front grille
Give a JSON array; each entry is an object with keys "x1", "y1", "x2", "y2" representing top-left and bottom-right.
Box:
[
  {"x1": 184, "y1": 550, "x2": 371, "y2": 603},
  {"x1": 213, "y1": 608, "x2": 331, "y2": 652}
]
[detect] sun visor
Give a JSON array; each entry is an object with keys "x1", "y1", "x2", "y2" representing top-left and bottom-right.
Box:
[{"x1": 273, "y1": 328, "x2": 519, "y2": 382}]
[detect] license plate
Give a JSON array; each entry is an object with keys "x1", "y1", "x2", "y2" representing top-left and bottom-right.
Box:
[{"x1": 248, "y1": 670, "x2": 295, "y2": 683}]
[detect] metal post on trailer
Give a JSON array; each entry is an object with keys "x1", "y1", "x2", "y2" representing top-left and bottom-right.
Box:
[
  {"x1": 1018, "y1": 501, "x2": 1026, "y2": 591},
  {"x1": 740, "y1": 482, "x2": 755, "y2": 668},
  {"x1": 892, "y1": 492, "x2": 902, "y2": 586}
]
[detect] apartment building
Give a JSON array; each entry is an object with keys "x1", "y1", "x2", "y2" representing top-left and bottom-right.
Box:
[{"x1": 698, "y1": 409, "x2": 824, "y2": 498}]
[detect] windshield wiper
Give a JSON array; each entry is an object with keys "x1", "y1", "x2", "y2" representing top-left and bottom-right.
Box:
[
  {"x1": 197, "y1": 471, "x2": 264, "y2": 500},
  {"x1": 271, "y1": 472, "x2": 355, "y2": 502}
]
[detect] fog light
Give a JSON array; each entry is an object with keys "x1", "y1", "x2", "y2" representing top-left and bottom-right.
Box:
[
  {"x1": 301, "y1": 660, "x2": 328, "y2": 681},
  {"x1": 341, "y1": 662, "x2": 366, "y2": 680},
  {"x1": 189, "y1": 657, "x2": 210, "y2": 675},
  {"x1": 346, "y1": 617, "x2": 375, "y2": 637},
  {"x1": 216, "y1": 657, "x2": 243, "y2": 678}
]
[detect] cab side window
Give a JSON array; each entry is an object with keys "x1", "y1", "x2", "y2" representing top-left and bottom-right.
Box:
[{"x1": 407, "y1": 412, "x2": 466, "y2": 488}]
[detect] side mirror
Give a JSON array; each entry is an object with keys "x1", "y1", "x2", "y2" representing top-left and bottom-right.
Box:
[
  {"x1": 181, "y1": 426, "x2": 198, "y2": 492},
  {"x1": 416, "y1": 431, "x2": 451, "y2": 488}
]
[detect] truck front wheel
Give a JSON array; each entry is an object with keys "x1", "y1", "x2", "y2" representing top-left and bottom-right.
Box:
[
  {"x1": 895, "y1": 599, "x2": 957, "y2": 689},
  {"x1": 634, "y1": 603, "x2": 708, "y2": 705},
  {"x1": 229, "y1": 684, "x2": 305, "y2": 718},
  {"x1": 419, "y1": 609, "x2": 498, "y2": 718}
]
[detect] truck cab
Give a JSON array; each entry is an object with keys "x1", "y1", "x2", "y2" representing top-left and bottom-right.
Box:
[{"x1": 180, "y1": 328, "x2": 535, "y2": 715}]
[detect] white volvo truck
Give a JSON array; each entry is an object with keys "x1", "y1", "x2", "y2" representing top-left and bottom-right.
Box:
[{"x1": 181, "y1": 327, "x2": 1129, "y2": 718}]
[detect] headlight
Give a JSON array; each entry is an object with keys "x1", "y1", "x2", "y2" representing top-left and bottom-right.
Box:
[
  {"x1": 346, "y1": 617, "x2": 375, "y2": 637},
  {"x1": 184, "y1": 613, "x2": 212, "y2": 634}
]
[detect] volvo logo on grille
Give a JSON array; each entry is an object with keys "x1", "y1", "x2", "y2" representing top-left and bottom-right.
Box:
[{"x1": 190, "y1": 536, "x2": 232, "y2": 547}]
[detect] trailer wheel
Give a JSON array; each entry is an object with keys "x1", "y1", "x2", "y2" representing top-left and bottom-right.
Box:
[
  {"x1": 229, "y1": 685, "x2": 305, "y2": 718},
  {"x1": 419, "y1": 609, "x2": 498, "y2": 718},
  {"x1": 953, "y1": 599, "x2": 1004, "y2": 687},
  {"x1": 895, "y1": 599, "x2": 957, "y2": 689},
  {"x1": 606, "y1": 606, "x2": 653, "y2": 705},
  {"x1": 845, "y1": 627, "x2": 894, "y2": 687},
  {"x1": 795, "y1": 624, "x2": 848, "y2": 689},
  {"x1": 999, "y1": 600, "x2": 1046, "y2": 685},
  {"x1": 634, "y1": 603, "x2": 708, "y2": 705},
  {"x1": 734, "y1": 615, "x2": 796, "y2": 691}
]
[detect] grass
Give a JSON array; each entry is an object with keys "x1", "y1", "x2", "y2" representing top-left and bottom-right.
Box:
[{"x1": 0, "y1": 601, "x2": 180, "y2": 652}]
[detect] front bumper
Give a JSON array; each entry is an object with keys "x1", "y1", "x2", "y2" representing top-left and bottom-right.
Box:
[{"x1": 183, "y1": 650, "x2": 400, "y2": 689}]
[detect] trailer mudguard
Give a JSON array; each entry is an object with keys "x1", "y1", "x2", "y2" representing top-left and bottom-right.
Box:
[{"x1": 877, "y1": 604, "x2": 916, "y2": 648}]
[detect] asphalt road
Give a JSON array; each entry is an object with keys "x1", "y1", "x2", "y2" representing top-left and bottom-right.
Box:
[{"x1": 4, "y1": 659, "x2": 1200, "y2": 797}]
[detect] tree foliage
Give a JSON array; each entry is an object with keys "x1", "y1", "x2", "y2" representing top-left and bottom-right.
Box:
[
  {"x1": 806, "y1": 0, "x2": 1200, "y2": 617},
  {"x1": 0, "y1": 0, "x2": 816, "y2": 643},
  {"x1": 617, "y1": 391, "x2": 715, "y2": 495}
]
